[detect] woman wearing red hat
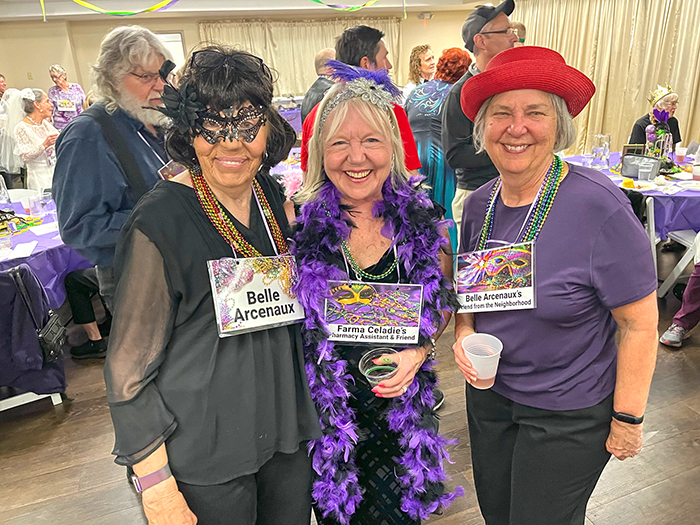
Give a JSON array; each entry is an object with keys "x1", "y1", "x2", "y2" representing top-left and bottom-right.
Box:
[{"x1": 452, "y1": 46, "x2": 658, "y2": 524}]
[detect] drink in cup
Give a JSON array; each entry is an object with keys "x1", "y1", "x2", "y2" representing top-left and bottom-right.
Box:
[
  {"x1": 359, "y1": 347, "x2": 398, "y2": 386},
  {"x1": 676, "y1": 147, "x2": 687, "y2": 164},
  {"x1": 462, "y1": 333, "x2": 503, "y2": 389}
]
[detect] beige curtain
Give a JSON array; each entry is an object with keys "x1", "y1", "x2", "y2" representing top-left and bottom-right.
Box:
[
  {"x1": 514, "y1": 0, "x2": 700, "y2": 154},
  {"x1": 199, "y1": 18, "x2": 401, "y2": 97}
]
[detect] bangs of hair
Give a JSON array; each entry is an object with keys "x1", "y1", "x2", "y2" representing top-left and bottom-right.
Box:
[{"x1": 321, "y1": 96, "x2": 393, "y2": 145}]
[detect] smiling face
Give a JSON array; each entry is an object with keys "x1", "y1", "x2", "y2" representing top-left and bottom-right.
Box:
[
  {"x1": 483, "y1": 89, "x2": 557, "y2": 180},
  {"x1": 35, "y1": 92, "x2": 53, "y2": 120},
  {"x1": 193, "y1": 102, "x2": 269, "y2": 196},
  {"x1": 420, "y1": 49, "x2": 436, "y2": 80},
  {"x1": 323, "y1": 104, "x2": 393, "y2": 207}
]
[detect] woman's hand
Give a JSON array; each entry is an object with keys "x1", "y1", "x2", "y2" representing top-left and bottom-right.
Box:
[
  {"x1": 141, "y1": 477, "x2": 197, "y2": 525},
  {"x1": 453, "y1": 324, "x2": 477, "y2": 385},
  {"x1": 605, "y1": 418, "x2": 643, "y2": 461},
  {"x1": 371, "y1": 346, "x2": 428, "y2": 398},
  {"x1": 43, "y1": 133, "x2": 58, "y2": 148}
]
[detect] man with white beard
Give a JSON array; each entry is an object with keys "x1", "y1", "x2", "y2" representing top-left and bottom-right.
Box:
[{"x1": 53, "y1": 26, "x2": 171, "y2": 358}]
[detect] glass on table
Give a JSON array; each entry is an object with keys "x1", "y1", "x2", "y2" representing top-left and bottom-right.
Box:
[
  {"x1": 591, "y1": 133, "x2": 611, "y2": 170},
  {"x1": 0, "y1": 229, "x2": 12, "y2": 256},
  {"x1": 581, "y1": 153, "x2": 594, "y2": 168}
]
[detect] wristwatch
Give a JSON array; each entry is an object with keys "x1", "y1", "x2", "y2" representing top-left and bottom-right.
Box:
[
  {"x1": 612, "y1": 411, "x2": 644, "y2": 425},
  {"x1": 131, "y1": 464, "x2": 172, "y2": 492}
]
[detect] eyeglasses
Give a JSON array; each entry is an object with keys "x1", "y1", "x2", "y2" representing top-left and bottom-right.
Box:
[
  {"x1": 480, "y1": 27, "x2": 519, "y2": 36},
  {"x1": 129, "y1": 71, "x2": 165, "y2": 85}
]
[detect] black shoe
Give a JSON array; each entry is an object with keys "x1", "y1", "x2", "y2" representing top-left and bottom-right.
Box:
[
  {"x1": 433, "y1": 389, "x2": 445, "y2": 411},
  {"x1": 70, "y1": 339, "x2": 107, "y2": 359},
  {"x1": 661, "y1": 240, "x2": 686, "y2": 253}
]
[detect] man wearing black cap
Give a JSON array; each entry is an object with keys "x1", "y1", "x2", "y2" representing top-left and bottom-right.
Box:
[{"x1": 442, "y1": 0, "x2": 518, "y2": 236}]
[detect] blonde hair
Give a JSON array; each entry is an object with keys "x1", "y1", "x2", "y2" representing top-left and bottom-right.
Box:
[
  {"x1": 295, "y1": 82, "x2": 408, "y2": 204},
  {"x1": 408, "y1": 44, "x2": 431, "y2": 85}
]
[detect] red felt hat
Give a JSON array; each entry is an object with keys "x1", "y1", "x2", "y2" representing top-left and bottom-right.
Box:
[{"x1": 460, "y1": 46, "x2": 596, "y2": 121}]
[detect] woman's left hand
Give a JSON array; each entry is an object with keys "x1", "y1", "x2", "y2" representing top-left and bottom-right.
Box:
[
  {"x1": 605, "y1": 418, "x2": 644, "y2": 460},
  {"x1": 371, "y1": 346, "x2": 427, "y2": 398}
]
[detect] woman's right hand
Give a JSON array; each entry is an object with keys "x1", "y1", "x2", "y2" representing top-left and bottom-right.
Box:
[
  {"x1": 453, "y1": 332, "x2": 477, "y2": 385},
  {"x1": 43, "y1": 134, "x2": 58, "y2": 148},
  {"x1": 141, "y1": 477, "x2": 197, "y2": 525}
]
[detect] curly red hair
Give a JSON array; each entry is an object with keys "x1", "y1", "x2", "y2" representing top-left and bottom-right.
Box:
[{"x1": 434, "y1": 47, "x2": 471, "y2": 84}]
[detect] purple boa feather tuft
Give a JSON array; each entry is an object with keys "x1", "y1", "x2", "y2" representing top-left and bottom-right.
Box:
[
  {"x1": 653, "y1": 108, "x2": 670, "y2": 123},
  {"x1": 292, "y1": 176, "x2": 462, "y2": 522},
  {"x1": 326, "y1": 59, "x2": 402, "y2": 99}
]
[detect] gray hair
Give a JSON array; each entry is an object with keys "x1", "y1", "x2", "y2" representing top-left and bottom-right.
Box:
[
  {"x1": 92, "y1": 25, "x2": 171, "y2": 113},
  {"x1": 49, "y1": 64, "x2": 66, "y2": 77},
  {"x1": 22, "y1": 89, "x2": 45, "y2": 115},
  {"x1": 473, "y1": 92, "x2": 576, "y2": 153}
]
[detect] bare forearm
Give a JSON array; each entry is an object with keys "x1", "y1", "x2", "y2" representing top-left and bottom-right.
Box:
[
  {"x1": 614, "y1": 326, "x2": 657, "y2": 416},
  {"x1": 454, "y1": 312, "x2": 475, "y2": 340}
]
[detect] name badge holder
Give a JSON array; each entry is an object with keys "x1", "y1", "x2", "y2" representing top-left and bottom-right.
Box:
[
  {"x1": 323, "y1": 245, "x2": 423, "y2": 345},
  {"x1": 205, "y1": 178, "x2": 304, "y2": 337},
  {"x1": 57, "y1": 100, "x2": 76, "y2": 112},
  {"x1": 455, "y1": 241, "x2": 536, "y2": 313}
]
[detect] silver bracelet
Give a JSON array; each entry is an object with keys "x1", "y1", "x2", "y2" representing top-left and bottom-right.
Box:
[{"x1": 425, "y1": 337, "x2": 437, "y2": 361}]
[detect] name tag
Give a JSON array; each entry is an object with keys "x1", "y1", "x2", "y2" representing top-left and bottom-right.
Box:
[
  {"x1": 455, "y1": 242, "x2": 536, "y2": 313},
  {"x1": 158, "y1": 160, "x2": 187, "y2": 180},
  {"x1": 324, "y1": 280, "x2": 423, "y2": 345},
  {"x1": 57, "y1": 100, "x2": 76, "y2": 112},
  {"x1": 208, "y1": 255, "x2": 304, "y2": 337}
]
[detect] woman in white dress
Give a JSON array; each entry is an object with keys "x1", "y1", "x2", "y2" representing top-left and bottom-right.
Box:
[{"x1": 13, "y1": 88, "x2": 58, "y2": 192}]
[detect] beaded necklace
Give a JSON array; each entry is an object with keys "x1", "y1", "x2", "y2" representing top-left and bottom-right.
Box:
[
  {"x1": 476, "y1": 155, "x2": 563, "y2": 251},
  {"x1": 190, "y1": 166, "x2": 289, "y2": 257}
]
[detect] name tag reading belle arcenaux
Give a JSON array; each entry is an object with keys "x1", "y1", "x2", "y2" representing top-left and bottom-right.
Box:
[
  {"x1": 208, "y1": 255, "x2": 304, "y2": 337},
  {"x1": 324, "y1": 280, "x2": 423, "y2": 345},
  {"x1": 455, "y1": 242, "x2": 536, "y2": 313}
]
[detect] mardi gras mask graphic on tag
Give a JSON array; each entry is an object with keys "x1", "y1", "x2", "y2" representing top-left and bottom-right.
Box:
[{"x1": 330, "y1": 283, "x2": 377, "y2": 305}]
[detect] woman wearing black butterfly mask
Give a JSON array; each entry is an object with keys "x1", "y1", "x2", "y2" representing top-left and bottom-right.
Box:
[{"x1": 104, "y1": 46, "x2": 321, "y2": 525}]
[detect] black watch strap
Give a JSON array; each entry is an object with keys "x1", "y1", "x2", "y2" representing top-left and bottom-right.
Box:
[{"x1": 612, "y1": 411, "x2": 644, "y2": 425}]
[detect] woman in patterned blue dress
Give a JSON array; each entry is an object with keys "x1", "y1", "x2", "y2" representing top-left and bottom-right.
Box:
[{"x1": 404, "y1": 48, "x2": 471, "y2": 249}]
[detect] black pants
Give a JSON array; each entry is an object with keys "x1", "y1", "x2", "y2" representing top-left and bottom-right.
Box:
[
  {"x1": 178, "y1": 447, "x2": 313, "y2": 525},
  {"x1": 466, "y1": 385, "x2": 612, "y2": 525},
  {"x1": 64, "y1": 268, "x2": 102, "y2": 325},
  {"x1": 95, "y1": 265, "x2": 117, "y2": 313}
]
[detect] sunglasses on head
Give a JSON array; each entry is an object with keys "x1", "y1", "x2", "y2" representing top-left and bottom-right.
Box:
[{"x1": 189, "y1": 50, "x2": 266, "y2": 74}]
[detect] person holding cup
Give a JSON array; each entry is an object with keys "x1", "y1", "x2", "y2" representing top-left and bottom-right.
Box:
[
  {"x1": 293, "y1": 62, "x2": 460, "y2": 524},
  {"x1": 453, "y1": 46, "x2": 658, "y2": 524}
]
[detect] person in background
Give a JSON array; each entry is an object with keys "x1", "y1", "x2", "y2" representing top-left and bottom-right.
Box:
[
  {"x1": 629, "y1": 84, "x2": 681, "y2": 148},
  {"x1": 402, "y1": 44, "x2": 436, "y2": 101},
  {"x1": 301, "y1": 25, "x2": 421, "y2": 178},
  {"x1": 47, "y1": 64, "x2": 86, "y2": 131},
  {"x1": 301, "y1": 48, "x2": 336, "y2": 124},
  {"x1": 64, "y1": 268, "x2": 111, "y2": 358},
  {"x1": 0, "y1": 74, "x2": 6, "y2": 98},
  {"x1": 1, "y1": 88, "x2": 25, "y2": 189},
  {"x1": 13, "y1": 88, "x2": 58, "y2": 192},
  {"x1": 442, "y1": 0, "x2": 517, "y2": 237},
  {"x1": 454, "y1": 46, "x2": 658, "y2": 524},
  {"x1": 405, "y1": 47, "x2": 471, "y2": 249},
  {"x1": 660, "y1": 261, "x2": 700, "y2": 348},
  {"x1": 293, "y1": 63, "x2": 459, "y2": 524},
  {"x1": 53, "y1": 25, "x2": 172, "y2": 346},
  {"x1": 512, "y1": 21, "x2": 527, "y2": 46},
  {"x1": 105, "y1": 45, "x2": 320, "y2": 525}
]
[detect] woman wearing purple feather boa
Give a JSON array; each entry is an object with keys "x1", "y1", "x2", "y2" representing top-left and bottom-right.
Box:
[{"x1": 292, "y1": 61, "x2": 463, "y2": 525}]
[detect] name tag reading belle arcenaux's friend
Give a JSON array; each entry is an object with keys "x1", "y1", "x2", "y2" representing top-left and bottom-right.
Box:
[
  {"x1": 208, "y1": 255, "x2": 304, "y2": 337},
  {"x1": 455, "y1": 242, "x2": 536, "y2": 314}
]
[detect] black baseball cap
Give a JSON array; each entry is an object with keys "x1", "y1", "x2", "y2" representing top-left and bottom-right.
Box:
[{"x1": 462, "y1": 0, "x2": 516, "y2": 53}]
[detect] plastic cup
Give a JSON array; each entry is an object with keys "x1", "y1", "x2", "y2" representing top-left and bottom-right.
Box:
[
  {"x1": 581, "y1": 153, "x2": 594, "y2": 168},
  {"x1": 0, "y1": 230, "x2": 12, "y2": 256},
  {"x1": 676, "y1": 147, "x2": 687, "y2": 164},
  {"x1": 462, "y1": 333, "x2": 503, "y2": 389},
  {"x1": 359, "y1": 347, "x2": 398, "y2": 386}
]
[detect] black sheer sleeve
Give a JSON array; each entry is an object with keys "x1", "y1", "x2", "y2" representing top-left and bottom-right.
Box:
[{"x1": 104, "y1": 227, "x2": 177, "y2": 466}]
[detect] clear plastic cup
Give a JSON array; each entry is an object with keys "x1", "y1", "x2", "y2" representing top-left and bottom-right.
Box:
[
  {"x1": 676, "y1": 147, "x2": 688, "y2": 164},
  {"x1": 462, "y1": 333, "x2": 503, "y2": 389},
  {"x1": 359, "y1": 347, "x2": 398, "y2": 386},
  {"x1": 581, "y1": 153, "x2": 594, "y2": 168}
]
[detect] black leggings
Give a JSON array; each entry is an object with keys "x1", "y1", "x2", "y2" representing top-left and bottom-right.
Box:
[
  {"x1": 64, "y1": 268, "x2": 102, "y2": 325},
  {"x1": 466, "y1": 385, "x2": 613, "y2": 525},
  {"x1": 177, "y1": 447, "x2": 313, "y2": 525}
]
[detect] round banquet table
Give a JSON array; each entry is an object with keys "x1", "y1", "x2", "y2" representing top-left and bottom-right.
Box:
[
  {"x1": 0, "y1": 202, "x2": 92, "y2": 309},
  {"x1": 565, "y1": 152, "x2": 700, "y2": 239}
]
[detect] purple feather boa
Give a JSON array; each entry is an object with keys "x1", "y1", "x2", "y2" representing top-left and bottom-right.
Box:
[
  {"x1": 326, "y1": 59, "x2": 402, "y2": 99},
  {"x1": 292, "y1": 176, "x2": 463, "y2": 524}
]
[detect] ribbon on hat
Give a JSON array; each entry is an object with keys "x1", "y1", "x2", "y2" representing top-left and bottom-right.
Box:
[{"x1": 20, "y1": 88, "x2": 36, "y2": 102}]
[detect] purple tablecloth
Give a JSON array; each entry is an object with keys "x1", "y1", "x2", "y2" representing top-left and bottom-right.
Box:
[
  {"x1": 279, "y1": 107, "x2": 303, "y2": 133},
  {"x1": 565, "y1": 154, "x2": 700, "y2": 239},
  {"x1": 0, "y1": 203, "x2": 92, "y2": 308}
]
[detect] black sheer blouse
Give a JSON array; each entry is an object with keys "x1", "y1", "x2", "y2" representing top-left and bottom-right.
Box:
[{"x1": 105, "y1": 171, "x2": 321, "y2": 485}]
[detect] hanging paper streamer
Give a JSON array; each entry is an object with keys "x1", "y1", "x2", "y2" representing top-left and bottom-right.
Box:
[
  {"x1": 309, "y1": 0, "x2": 380, "y2": 12},
  {"x1": 40, "y1": 0, "x2": 46, "y2": 21},
  {"x1": 71, "y1": 0, "x2": 180, "y2": 16}
]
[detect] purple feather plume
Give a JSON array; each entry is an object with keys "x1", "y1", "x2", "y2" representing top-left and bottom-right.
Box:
[
  {"x1": 292, "y1": 176, "x2": 462, "y2": 522},
  {"x1": 325, "y1": 59, "x2": 402, "y2": 99},
  {"x1": 653, "y1": 108, "x2": 669, "y2": 123}
]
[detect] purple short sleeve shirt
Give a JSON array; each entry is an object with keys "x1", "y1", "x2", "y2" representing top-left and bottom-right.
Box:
[
  {"x1": 459, "y1": 165, "x2": 657, "y2": 410},
  {"x1": 48, "y1": 84, "x2": 85, "y2": 130}
]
